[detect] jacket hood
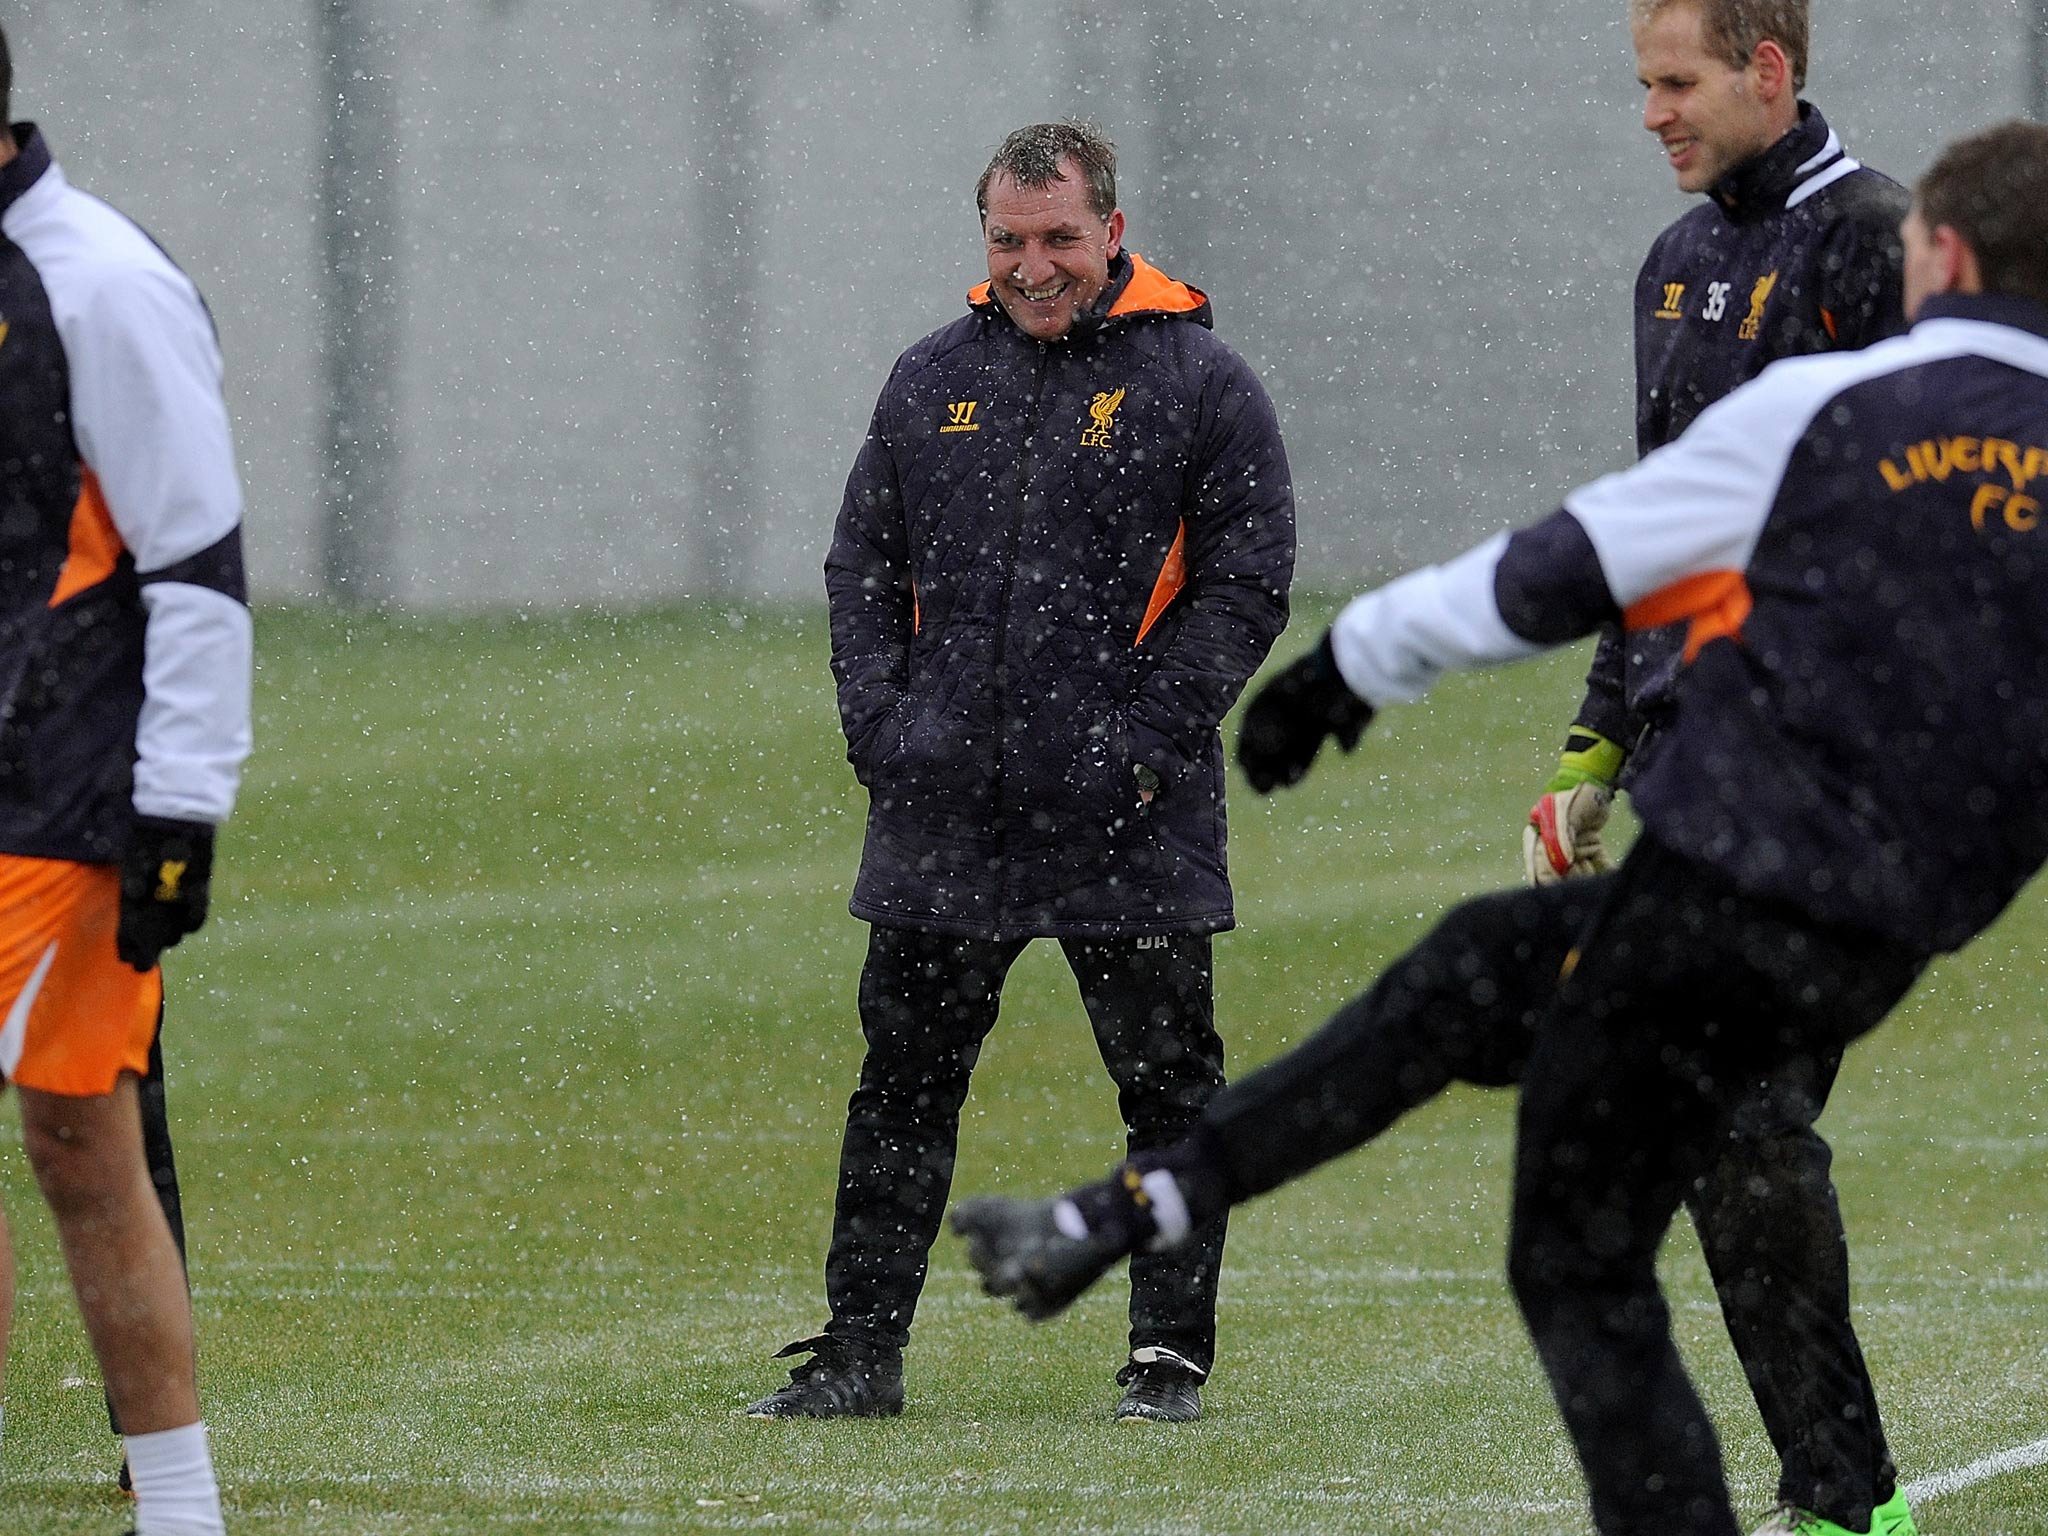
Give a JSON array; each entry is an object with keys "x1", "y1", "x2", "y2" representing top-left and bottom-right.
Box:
[{"x1": 968, "y1": 250, "x2": 1212, "y2": 338}]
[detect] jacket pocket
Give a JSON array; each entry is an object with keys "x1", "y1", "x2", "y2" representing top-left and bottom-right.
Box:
[
  {"x1": 866, "y1": 692, "x2": 980, "y2": 811},
  {"x1": 846, "y1": 692, "x2": 905, "y2": 787},
  {"x1": 1061, "y1": 711, "x2": 1152, "y2": 838}
]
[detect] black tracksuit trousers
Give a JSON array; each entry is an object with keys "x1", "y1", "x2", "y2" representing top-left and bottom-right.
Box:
[
  {"x1": 826, "y1": 924, "x2": 1227, "y2": 1373},
  {"x1": 1197, "y1": 837, "x2": 1922, "y2": 1536}
]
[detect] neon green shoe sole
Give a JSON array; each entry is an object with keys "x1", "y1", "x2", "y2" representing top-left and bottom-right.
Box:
[
  {"x1": 1750, "y1": 1507, "x2": 1870, "y2": 1536},
  {"x1": 1751, "y1": 1490, "x2": 1915, "y2": 1536}
]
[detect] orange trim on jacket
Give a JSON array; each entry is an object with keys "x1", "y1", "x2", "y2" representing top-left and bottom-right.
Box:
[
  {"x1": 1624, "y1": 569, "x2": 1753, "y2": 662},
  {"x1": 967, "y1": 251, "x2": 1208, "y2": 322},
  {"x1": 48, "y1": 468, "x2": 124, "y2": 608},
  {"x1": 1135, "y1": 522, "x2": 1187, "y2": 646},
  {"x1": 1107, "y1": 252, "x2": 1207, "y2": 318}
]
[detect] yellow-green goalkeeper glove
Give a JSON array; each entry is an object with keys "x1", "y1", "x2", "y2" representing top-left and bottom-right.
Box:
[{"x1": 1523, "y1": 728, "x2": 1624, "y2": 886}]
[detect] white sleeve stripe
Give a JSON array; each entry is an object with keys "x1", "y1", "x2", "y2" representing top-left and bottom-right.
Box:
[
  {"x1": 1326, "y1": 318, "x2": 2038, "y2": 715},
  {"x1": 1329, "y1": 533, "x2": 1541, "y2": 706},
  {"x1": 133, "y1": 581, "x2": 253, "y2": 825},
  {"x1": 1562, "y1": 337, "x2": 1930, "y2": 608}
]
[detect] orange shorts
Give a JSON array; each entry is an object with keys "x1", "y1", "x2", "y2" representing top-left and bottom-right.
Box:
[{"x1": 0, "y1": 855, "x2": 160, "y2": 1096}]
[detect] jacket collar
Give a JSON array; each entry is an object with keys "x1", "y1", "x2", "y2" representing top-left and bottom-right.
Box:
[
  {"x1": 1709, "y1": 102, "x2": 1844, "y2": 225},
  {"x1": 0, "y1": 124, "x2": 53, "y2": 222},
  {"x1": 968, "y1": 250, "x2": 1212, "y2": 340},
  {"x1": 1914, "y1": 293, "x2": 2048, "y2": 345}
]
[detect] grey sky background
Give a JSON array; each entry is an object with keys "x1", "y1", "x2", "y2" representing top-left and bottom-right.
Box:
[{"x1": 12, "y1": 2, "x2": 2033, "y2": 607}]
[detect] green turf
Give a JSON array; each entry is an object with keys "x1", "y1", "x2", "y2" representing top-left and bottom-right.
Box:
[{"x1": 3, "y1": 600, "x2": 2046, "y2": 1533}]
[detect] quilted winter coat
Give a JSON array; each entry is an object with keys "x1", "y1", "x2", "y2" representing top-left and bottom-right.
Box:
[{"x1": 825, "y1": 251, "x2": 1295, "y2": 939}]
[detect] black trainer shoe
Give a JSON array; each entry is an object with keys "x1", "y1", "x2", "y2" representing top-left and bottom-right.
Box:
[
  {"x1": 1115, "y1": 1346, "x2": 1205, "y2": 1423},
  {"x1": 743, "y1": 1334, "x2": 903, "y2": 1419},
  {"x1": 117, "y1": 1457, "x2": 135, "y2": 1497},
  {"x1": 951, "y1": 1193, "x2": 1135, "y2": 1321}
]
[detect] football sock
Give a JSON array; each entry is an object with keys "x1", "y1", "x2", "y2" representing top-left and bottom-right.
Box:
[
  {"x1": 1056, "y1": 1162, "x2": 1167, "y2": 1253},
  {"x1": 125, "y1": 1420, "x2": 225, "y2": 1536},
  {"x1": 1048, "y1": 1125, "x2": 1237, "y2": 1259}
]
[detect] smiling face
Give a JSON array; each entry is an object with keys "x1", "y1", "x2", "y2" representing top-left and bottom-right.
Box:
[
  {"x1": 980, "y1": 159, "x2": 1124, "y2": 342},
  {"x1": 1633, "y1": 0, "x2": 1785, "y2": 194}
]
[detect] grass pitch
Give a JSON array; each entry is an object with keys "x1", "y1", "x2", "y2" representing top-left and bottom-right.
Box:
[{"x1": 3, "y1": 601, "x2": 2046, "y2": 1533}]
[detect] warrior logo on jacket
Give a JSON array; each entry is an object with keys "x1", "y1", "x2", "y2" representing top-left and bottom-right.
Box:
[{"x1": 1082, "y1": 388, "x2": 1126, "y2": 449}]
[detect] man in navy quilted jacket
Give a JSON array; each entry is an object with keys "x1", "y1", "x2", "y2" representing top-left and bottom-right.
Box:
[
  {"x1": 955, "y1": 118, "x2": 2048, "y2": 1536},
  {"x1": 747, "y1": 120, "x2": 1295, "y2": 1424}
]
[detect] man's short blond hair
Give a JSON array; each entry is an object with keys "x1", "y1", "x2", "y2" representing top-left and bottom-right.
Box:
[{"x1": 1631, "y1": 0, "x2": 1809, "y2": 91}]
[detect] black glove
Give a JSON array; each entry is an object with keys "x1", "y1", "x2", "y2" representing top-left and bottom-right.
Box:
[
  {"x1": 117, "y1": 816, "x2": 215, "y2": 971},
  {"x1": 1236, "y1": 631, "x2": 1375, "y2": 793}
]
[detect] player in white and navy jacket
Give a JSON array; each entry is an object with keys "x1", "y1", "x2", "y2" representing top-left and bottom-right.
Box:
[
  {"x1": 0, "y1": 127, "x2": 248, "y2": 870},
  {"x1": 1337, "y1": 292, "x2": 2048, "y2": 958},
  {"x1": 0, "y1": 37, "x2": 248, "y2": 1534},
  {"x1": 955, "y1": 122, "x2": 2048, "y2": 1536}
]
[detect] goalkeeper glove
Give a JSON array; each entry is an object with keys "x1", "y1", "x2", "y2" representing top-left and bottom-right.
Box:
[
  {"x1": 1236, "y1": 631, "x2": 1375, "y2": 793},
  {"x1": 1523, "y1": 727, "x2": 1624, "y2": 886},
  {"x1": 117, "y1": 816, "x2": 215, "y2": 971}
]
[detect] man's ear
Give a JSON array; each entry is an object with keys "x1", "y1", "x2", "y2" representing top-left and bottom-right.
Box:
[
  {"x1": 1932, "y1": 223, "x2": 1982, "y2": 295},
  {"x1": 1105, "y1": 208, "x2": 1125, "y2": 260},
  {"x1": 1750, "y1": 38, "x2": 1792, "y2": 105}
]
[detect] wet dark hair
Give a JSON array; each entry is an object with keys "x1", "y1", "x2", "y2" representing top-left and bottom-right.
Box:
[
  {"x1": 1917, "y1": 121, "x2": 2048, "y2": 309},
  {"x1": 975, "y1": 121, "x2": 1117, "y2": 222}
]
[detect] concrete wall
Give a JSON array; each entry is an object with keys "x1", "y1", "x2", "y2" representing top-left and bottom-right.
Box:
[{"x1": 11, "y1": 1, "x2": 2035, "y2": 606}]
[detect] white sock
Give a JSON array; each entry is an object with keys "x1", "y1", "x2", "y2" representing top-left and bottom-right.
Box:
[
  {"x1": 125, "y1": 1421, "x2": 225, "y2": 1536},
  {"x1": 1139, "y1": 1169, "x2": 1192, "y2": 1249}
]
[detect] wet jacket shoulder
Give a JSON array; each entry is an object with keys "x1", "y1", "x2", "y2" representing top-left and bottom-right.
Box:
[
  {"x1": 1574, "y1": 104, "x2": 1907, "y2": 767},
  {"x1": 825, "y1": 251, "x2": 1295, "y2": 939}
]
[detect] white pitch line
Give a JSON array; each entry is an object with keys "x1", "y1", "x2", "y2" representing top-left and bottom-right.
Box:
[{"x1": 1905, "y1": 1433, "x2": 2048, "y2": 1502}]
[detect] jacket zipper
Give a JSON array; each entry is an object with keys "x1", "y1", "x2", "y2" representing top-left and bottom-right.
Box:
[{"x1": 989, "y1": 338, "x2": 1047, "y2": 929}]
